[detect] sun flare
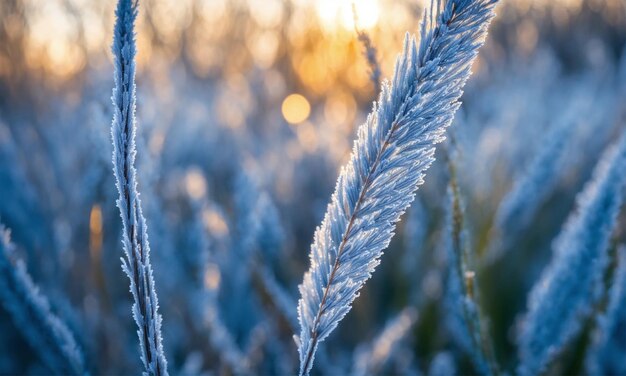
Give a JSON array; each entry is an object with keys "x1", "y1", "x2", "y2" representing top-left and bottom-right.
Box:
[{"x1": 316, "y1": 0, "x2": 380, "y2": 31}]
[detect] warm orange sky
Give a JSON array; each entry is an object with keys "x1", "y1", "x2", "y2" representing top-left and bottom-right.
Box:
[{"x1": 14, "y1": 0, "x2": 622, "y2": 79}]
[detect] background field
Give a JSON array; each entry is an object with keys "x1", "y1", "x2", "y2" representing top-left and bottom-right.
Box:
[{"x1": 0, "y1": 0, "x2": 625, "y2": 374}]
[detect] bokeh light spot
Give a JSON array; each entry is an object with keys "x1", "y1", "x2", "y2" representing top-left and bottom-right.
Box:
[
  {"x1": 282, "y1": 93, "x2": 311, "y2": 124},
  {"x1": 89, "y1": 204, "x2": 103, "y2": 258}
]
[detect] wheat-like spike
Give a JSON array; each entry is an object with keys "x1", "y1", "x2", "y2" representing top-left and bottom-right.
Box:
[
  {"x1": 110, "y1": 0, "x2": 168, "y2": 374},
  {"x1": 518, "y1": 130, "x2": 626, "y2": 376},
  {"x1": 296, "y1": 1, "x2": 498, "y2": 374}
]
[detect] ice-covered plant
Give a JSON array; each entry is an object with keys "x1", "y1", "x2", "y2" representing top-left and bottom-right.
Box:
[
  {"x1": 518, "y1": 130, "x2": 626, "y2": 376},
  {"x1": 489, "y1": 95, "x2": 586, "y2": 259},
  {"x1": 110, "y1": 0, "x2": 168, "y2": 374},
  {"x1": 444, "y1": 147, "x2": 498, "y2": 375},
  {"x1": 295, "y1": 1, "x2": 499, "y2": 374},
  {"x1": 353, "y1": 4, "x2": 381, "y2": 90},
  {"x1": 0, "y1": 224, "x2": 85, "y2": 375}
]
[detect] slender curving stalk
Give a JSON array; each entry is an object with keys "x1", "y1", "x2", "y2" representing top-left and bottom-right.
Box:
[
  {"x1": 353, "y1": 4, "x2": 381, "y2": 90},
  {"x1": 445, "y1": 145, "x2": 499, "y2": 375},
  {"x1": 0, "y1": 225, "x2": 85, "y2": 375},
  {"x1": 518, "y1": 130, "x2": 626, "y2": 376},
  {"x1": 296, "y1": 1, "x2": 499, "y2": 374},
  {"x1": 110, "y1": 0, "x2": 168, "y2": 374}
]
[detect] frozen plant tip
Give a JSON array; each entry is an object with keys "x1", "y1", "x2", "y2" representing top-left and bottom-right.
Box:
[
  {"x1": 353, "y1": 3, "x2": 381, "y2": 89},
  {"x1": 0, "y1": 225, "x2": 85, "y2": 375},
  {"x1": 110, "y1": 0, "x2": 168, "y2": 374},
  {"x1": 518, "y1": 130, "x2": 626, "y2": 376},
  {"x1": 295, "y1": 1, "x2": 499, "y2": 374}
]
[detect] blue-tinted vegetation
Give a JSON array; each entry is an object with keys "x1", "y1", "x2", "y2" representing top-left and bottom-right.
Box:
[{"x1": 0, "y1": 0, "x2": 625, "y2": 374}]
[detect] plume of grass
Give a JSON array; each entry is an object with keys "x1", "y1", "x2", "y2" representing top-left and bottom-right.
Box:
[
  {"x1": 352, "y1": 3, "x2": 381, "y2": 89},
  {"x1": 488, "y1": 96, "x2": 586, "y2": 260},
  {"x1": 110, "y1": 0, "x2": 168, "y2": 374},
  {"x1": 207, "y1": 168, "x2": 286, "y2": 373},
  {"x1": 585, "y1": 246, "x2": 626, "y2": 376},
  {"x1": 295, "y1": 1, "x2": 498, "y2": 374},
  {"x1": 444, "y1": 145, "x2": 499, "y2": 375},
  {"x1": 221, "y1": 171, "x2": 260, "y2": 339},
  {"x1": 0, "y1": 225, "x2": 85, "y2": 375},
  {"x1": 225, "y1": 169, "x2": 285, "y2": 342},
  {"x1": 351, "y1": 308, "x2": 418, "y2": 376},
  {"x1": 234, "y1": 169, "x2": 284, "y2": 261},
  {"x1": 518, "y1": 130, "x2": 626, "y2": 376}
]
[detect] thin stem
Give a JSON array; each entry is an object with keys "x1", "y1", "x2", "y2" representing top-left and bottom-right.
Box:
[{"x1": 447, "y1": 149, "x2": 499, "y2": 376}]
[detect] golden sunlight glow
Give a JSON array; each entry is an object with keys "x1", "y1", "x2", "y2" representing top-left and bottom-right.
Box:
[
  {"x1": 316, "y1": 0, "x2": 380, "y2": 31},
  {"x1": 282, "y1": 94, "x2": 311, "y2": 124},
  {"x1": 89, "y1": 204, "x2": 103, "y2": 258},
  {"x1": 24, "y1": 0, "x2": 86, "y2": 78}
]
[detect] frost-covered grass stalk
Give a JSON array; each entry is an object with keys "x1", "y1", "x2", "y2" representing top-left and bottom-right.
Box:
[
  {"x1": 586, "y1": 246, "x2": 626, "y2": 375},
  {"x1": 353, "y1": 4, "x2": 381, "y2": 89},
  {"x1": 489, "y1": 98, "x2": 584, "y2": 260},
  {"x1": 110, "y1": 0, "x2": 168, "y2": 374},
  {"x1": 358, "y1": 32, "x2": 381, "y2": 89},
  {"x1": 296, "y1": 1, "x2": 498, "y2": 374},
  {"x1": 224, "y1": 170, "x2": 285, "y2": 342},
  {"x1": 444, "y1": 149, "x2": 499, "y2": 375},
  {"x1": 518, "y1": 130, "x2": 626, "y2": 376},
  {"x1": 0, "y1": 225, "x2": 85, "y2": 375}
]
